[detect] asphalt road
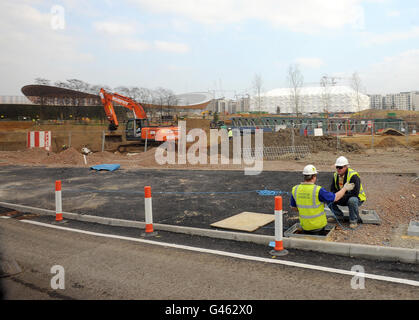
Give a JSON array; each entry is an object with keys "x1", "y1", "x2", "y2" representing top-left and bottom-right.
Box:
[
  {"x1": 1, "y1": 218, "x2": 418, "y2": 301},
  {"x1": 0, "y1": 166, "x2": 315, "y2": 232},
  {"x1": 0, "y1": 165, "x2": 399, "y2": 234}
]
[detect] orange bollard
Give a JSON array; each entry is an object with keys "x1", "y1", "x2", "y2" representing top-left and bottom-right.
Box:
[
  {"x1": 54, "y1": 180, "x2": 64, "y2": 223},
  {"x1": 270, "y1": 196, "x2": 288, "y2": 256},
  {"x1": 141, "y1": 186, "x2": 157, "y2": 237}
]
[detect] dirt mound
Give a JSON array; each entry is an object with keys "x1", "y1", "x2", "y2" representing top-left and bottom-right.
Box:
[
  {"x1": 380, "y1": 128, "x2": 404, "y2": 136},
  {"x1": 43, "y1": 147, "x2": 85, "y2": 165},
  {"x1": 19, "y1": 147, "x2": 50, "y2": 158},
  {"x1": 411, "y1": 139, "x2": 419, "y2": 150},
  {"x1": 263, "y1": 130, "x2": 362, "y2": 153},
  {"x1": 4, "y1": 147, "x2": 52, "y2": 165},
  {"x1": 375, "y1": 137, "x2": 404, "y2": 148}
]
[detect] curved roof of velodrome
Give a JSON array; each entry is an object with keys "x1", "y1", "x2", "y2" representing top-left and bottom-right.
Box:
[
  {"x1": 21, "y1": 85, "x2": 212, "y2": 109},
  {"x1": 261, "y1": 85, "x2": 368, "y2": 97},
  {"x1": 22, "y1": 85, "x2": 99, "y2": 99}
]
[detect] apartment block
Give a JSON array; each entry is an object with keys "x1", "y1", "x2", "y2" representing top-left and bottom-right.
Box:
[{"x1": 368, "y1": 94, "x2": 383, "y2": 109}]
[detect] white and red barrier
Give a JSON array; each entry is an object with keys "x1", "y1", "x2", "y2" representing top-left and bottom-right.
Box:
[
  {"x1": 55, "y1": 180, "x2": 63, "y2": 222},
  {"x1": 143, "y1": 186, "x2": 157, "y2": 236},
  {"x1": 27, "y1": 131, "x2": 51, "y2": 151},
  {"x1": 270, "y1": 196, "x2": 288, "y2": 256}
]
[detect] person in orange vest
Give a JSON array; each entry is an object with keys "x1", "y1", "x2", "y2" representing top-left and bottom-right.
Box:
[
  {"x1": 329, "y1": 156, "x2": 366, "y2": 229},
  {"x1": 291, "y1": 165, "x2": 354, "y2": 235}
]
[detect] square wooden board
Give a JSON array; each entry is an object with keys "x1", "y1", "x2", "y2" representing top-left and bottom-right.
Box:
[{"x1": 210, "y1": 211, "x2": 275, "y2": 232}]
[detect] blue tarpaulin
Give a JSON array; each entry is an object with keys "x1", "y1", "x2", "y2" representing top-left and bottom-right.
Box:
[{"x1": 90, "y1": 164, "x2": 120, "y2": 172}]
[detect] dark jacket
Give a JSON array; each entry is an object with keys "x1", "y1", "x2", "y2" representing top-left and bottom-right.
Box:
[{"x1": 330, "y1": 169, "x2": 361, "y2": 205}]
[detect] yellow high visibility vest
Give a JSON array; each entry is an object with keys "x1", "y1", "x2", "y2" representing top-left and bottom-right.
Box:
[
  {"x1": 334, "y1": 168, "x2": 366, "y2": 202},
  {"x1": 292, "y1": 183, "x2": 327, "y2": 231},
  {"x1": 228, "y1": 130, "x2": 233, "y2": 138}
]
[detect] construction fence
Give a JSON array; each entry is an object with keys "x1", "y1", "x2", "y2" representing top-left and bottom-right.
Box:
[{"x1": 230, "y1": 117, "x2": 417, "y2": 136}]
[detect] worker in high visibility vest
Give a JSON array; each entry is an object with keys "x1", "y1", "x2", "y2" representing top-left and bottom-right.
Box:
[
  {"x1": 228, "y1": 128, "x2": 233, "y2": 140},
  {"x1": 329, "y1": 156, "x2": 366, "y2": 229},
  {"x1": 291, "y1": 164, "x2": 355, "y2": 234}
]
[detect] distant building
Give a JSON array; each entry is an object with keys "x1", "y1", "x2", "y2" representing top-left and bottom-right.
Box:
[
  {"x1": 412, "y1": 92, "x2": 419, "y2": 111},
  {"x1": 377, "y1": 91, "x2": 417, "y2": 111},
  {"x1": 250, "y1": 85, "x2": 370, "y2": 114},
  {"x1": 368, "y1": 94, "x2": 383, "y2": 110},
  {"x1": 237, "y1": 96, "x2": 250, "y2": 112},
  {"x1": 383, "y1": 94, "x2": 395, "y2": 109}
]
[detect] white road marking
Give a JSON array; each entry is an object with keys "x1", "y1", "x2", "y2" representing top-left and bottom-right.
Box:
[{"x1": 20, "y1": 219, "x2": 419, "y2": 287}]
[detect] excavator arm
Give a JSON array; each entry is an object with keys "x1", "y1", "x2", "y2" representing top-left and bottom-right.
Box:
[{"x1": 99, "y1": 88, "x2": 148, "y2": 131}]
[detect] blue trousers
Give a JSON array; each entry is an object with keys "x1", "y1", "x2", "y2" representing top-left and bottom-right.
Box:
[{"x1": 328, "y1": 197, "x2": 363, "y2": 223}]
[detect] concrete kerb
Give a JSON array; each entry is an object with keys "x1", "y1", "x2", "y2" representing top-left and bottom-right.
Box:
[{"x1": 0, "y1": 201, "x2": 418, "y2": 264}]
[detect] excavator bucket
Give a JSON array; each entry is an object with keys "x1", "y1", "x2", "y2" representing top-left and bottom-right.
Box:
[{"x1": 105, "y1": 132, "x2": 123, "y2": 143}]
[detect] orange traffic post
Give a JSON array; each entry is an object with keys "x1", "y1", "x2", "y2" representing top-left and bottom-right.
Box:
[
  {"x1": 269, "y1": 196, "x2": 288, "y2": 256},
  {"x1": 54, "y1": 180, "x2": 64, "y2": 223},
  {"x1": 141, "y1": 186, "x2": 158, "y2": 237}
]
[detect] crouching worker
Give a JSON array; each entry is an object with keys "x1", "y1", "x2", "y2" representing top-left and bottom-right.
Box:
[
  {"x1": 290, "y1": 165, "x2": 354, "y2": 235},
  {"x1": 330, "y1": 156, "x2": 366, "y2": 229}
]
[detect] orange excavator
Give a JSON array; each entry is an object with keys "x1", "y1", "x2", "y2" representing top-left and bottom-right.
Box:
[{"x1": 99, "y1": 88, "x2": 179, "y2": 151}]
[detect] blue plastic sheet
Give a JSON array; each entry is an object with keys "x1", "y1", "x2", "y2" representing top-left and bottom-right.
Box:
[{"x1": 90, "y1": 164, "x2": 120, "y2": 172}]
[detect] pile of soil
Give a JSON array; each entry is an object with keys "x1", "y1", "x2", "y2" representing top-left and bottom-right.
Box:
[
  {"x1": 262, "y1": 130, "x2": 362, "y2": 153},
  {"x1": 375, "y1": 137, "x2": 403, "y2": 148},
  {"x1": 380, "y1": 128, "x2": 404, "y2": 136},
  {"x1": 43, "y1": 147, "x2": 85, "y2": 165},
  {"x1": 12, "y1": 148, "x2": 51, "y2": 164},
  {"x1": 87, "y1": 151, "x2": 121, "y2": 163}
]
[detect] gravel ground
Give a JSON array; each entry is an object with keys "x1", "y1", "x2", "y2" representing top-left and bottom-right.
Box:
[{"x1": 0, "y1": 145, "x2": 418, "y2": 249}]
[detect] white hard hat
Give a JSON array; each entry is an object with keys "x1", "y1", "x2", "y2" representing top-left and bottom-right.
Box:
[
  {"x1": 335, "y1": 156, "x2": 349, "y2": 167},
  {"x1": 303, "y1": 164, "x2": 318, "y2": 175}
]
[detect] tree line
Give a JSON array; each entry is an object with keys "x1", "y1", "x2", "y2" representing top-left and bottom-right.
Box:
[{"x1": 33, "y1": 78, "x2": 178, "y2": 107}]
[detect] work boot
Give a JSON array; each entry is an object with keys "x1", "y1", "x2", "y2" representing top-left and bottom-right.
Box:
[{"x1": 349, "y1": 222, "x2": 358, "y2": 229}]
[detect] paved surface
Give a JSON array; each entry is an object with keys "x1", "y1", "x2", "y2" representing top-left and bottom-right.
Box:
[
  {"x1": 0, "y1": 165, "x2": 327, "y2": 233},
  {"x1": 1, "y1": 217, "x2": 418, "y2": 300}
]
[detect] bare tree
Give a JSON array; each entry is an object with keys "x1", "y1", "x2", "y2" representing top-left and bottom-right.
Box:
[
  {"x1": 320, "y1": 75, "x2": 332, "y2": 114},
  {"x1": 54, "y1": 81, "x2": 71, "y2": 89},
  {"x1": 88, "y1": 85, "x2": 103, "y2": 95},
  {"x1": 114, "y1": 86, "x2": 133, "y2": 98},
  {"x1": 351, "y1": 72, "x2": 363, "y2": 116},
  {"x1": 153, "y1": 87, "x2": 176, "y2": 122},
  {"x1": 34, "y1": 78, "x2": 51, "y2": 86},
  {"x1": 287, "y1": 64, "x2": 304, "y2": 116},
  {"x1": 66, "y1": 79, "x2": 90, "y2": 92},
  {"x1": 136, "y1": 87, "x2": 153, "y2": 104},
  {"x1": 252, "y1": 73, "x2": 263, "y2": 113}
]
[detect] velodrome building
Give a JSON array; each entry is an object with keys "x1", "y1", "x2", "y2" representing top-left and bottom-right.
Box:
[{"x1": 250, "y1": 85, "x2": 370, "y2": 114}]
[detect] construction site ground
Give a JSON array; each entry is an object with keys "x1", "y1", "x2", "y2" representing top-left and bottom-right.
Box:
[{"x1": 0, "y1": 119, "x2": 418, "y2": 251}]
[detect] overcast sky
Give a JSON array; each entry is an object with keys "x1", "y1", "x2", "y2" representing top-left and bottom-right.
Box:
[{"x1": 1, "y1": 0, "x2": 419, "y2": 97}]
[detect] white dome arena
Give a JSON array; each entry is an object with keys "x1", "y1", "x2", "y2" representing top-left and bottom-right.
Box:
[{"x1": 250, "y1": 85, "x2": 370, "y2": 114}]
